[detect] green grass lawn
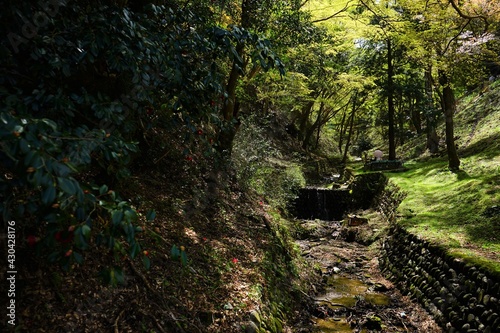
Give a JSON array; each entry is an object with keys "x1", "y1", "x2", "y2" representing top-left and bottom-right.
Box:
[
  {"x1": 385, "y1": 155, "x2": 500, "y2": 273},
  {"x1": 375, "y1": 80, "x2": 500, "y2": 274}
]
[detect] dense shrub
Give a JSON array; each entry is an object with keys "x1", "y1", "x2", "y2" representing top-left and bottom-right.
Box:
[{"x1": 1, "y1": 0, "x2": 285, "y2": 274}]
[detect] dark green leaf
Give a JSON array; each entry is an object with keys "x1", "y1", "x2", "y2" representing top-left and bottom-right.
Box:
[
  {"x1": 42, "y1": 185, "x2": 56, "y2": 205},
  {"x1": 112, "y1": 210, "x2": 124, "y2": 226},
  {"x1": 146, "y1": 209, "x2": 156, "y2": 221},
  {"x1": 58, "y1": 177, "x2": 76, "y2": 195},
  {"x1": 99, "y1": 184, "x2": 108, "y2": 195},
  {"x1": 114, "y1": 268, "x2": 125, "y2": 285},
  {"x1": 171, "y1": 245, "x2": 180, "y2": 260},
  {"x1": 19, "y1": 139, "x2": 30, "y2": 153},
  {"x1": 41, "y1": 119, "x2": 57, "y2": 131},
  {"x1": 142, "y1": 255, "x2": 151, "y2": 270},
  {"x1": 81, "y1": 225, "x2": 91, "y2": 238},
  {"x1": 180, "y1": 251, "x2": 188, "y2": 266},
  {"x1": 129, "y1": 242, "x2": 140, "y2": 259},
  {"x1": 54, "y1": 164, "x2": 71, "y2": 177},
  {"x1": 73, "y1": 251, "x2": 83, "y2": 264}
]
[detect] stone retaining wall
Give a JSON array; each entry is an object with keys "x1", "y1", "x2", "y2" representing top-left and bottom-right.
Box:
[
  {"x1": 373, "y1": 180, "x2": 407, "y2": 223},
  {"x1": 379, "y1": 225, "x2": 500, "y2": 333}
]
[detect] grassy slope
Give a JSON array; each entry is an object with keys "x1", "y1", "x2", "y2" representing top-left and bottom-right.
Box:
[{"x1": 386, "y1": 82, "x2": 500, "y2": 273}]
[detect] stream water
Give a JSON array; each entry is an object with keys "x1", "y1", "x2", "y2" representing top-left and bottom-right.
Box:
[
  {"x1": 313, "y1": 276, "x2": 391, "y2": 332},
  {"x1": 296, "y1": 217, "x2": 443, "y2": 333}
]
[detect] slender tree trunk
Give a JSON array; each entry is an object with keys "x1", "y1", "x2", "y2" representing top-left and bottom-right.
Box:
[
  {"x1": 341, "y1": 104, "x2": 356, "y2": 164},
  {"x1": 314, "y1": 103, "x2": 325, "y2": 149},
  {"x1": 411, "y1": 99, "x2": 422, "y2": 134},
  {"x1": 425, "y1": 67, "x2": 439, "y2": 154},
  {"x1": 387, "y1": 39, "x2": 396, "y2": 160},
  {"x1": 439, "y1": 70, "x2": 460, "y2": 170},
  {"x1": 338, "y1": 109, "x2": 347, "y2": 154}
]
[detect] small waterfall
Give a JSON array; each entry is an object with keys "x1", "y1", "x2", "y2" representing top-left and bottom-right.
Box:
[
  {"x1": 294, "y1": 173, "x2": 388, "y2": 221},
  {"x1": 295, "y1": 188, "x2": 351, "y2": 221}
]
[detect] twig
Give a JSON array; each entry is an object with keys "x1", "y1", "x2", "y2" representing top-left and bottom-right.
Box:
[
  {"x1": 145, "y1": 228, "x2": 171, "y2": 245},
  {"x1": 114, "y1": 309, "x2": 125, "y2": 333},
  {"x1": 136, "y1": 308, "x2": 170, "y2": 333},
  {"x1": 126, "y1": 258, "x2": 159, "y2": 297},
  {"x1": 153, "y1": 315, "x2": 168, "y2": 333},
  {"x1": 153, "y1": 148, "x2": 173, "y2": 165},
  {"x1": 400, "y1": 316, "x2": 408, "y2": 332}
]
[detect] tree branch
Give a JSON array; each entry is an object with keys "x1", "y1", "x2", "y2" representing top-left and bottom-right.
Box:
[
  {"x1": 300, "y1": 0, "x2": 311, "y2": 9},
  {"x1": 448, "y1": 0, "x2": 489, "y2": 32},
  {"x1": 312, "y1": 1, "x2": 354, "y2": 23}
]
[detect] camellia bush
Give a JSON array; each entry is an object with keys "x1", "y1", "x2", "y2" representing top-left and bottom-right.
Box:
[{"x1": 0, "y1": 0, "x2": 284, "y2": 279}]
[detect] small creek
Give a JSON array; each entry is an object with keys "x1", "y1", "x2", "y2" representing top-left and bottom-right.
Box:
[
  {"x1": 296, "y1": 217, "x2": 443, "y2": 333},
  {"x1": 314, "y1": 276, "x2": 390, "y2": 332}
]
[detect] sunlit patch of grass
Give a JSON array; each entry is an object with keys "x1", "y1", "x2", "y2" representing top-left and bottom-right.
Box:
[
  {"x1": 448, "y1": 249, "x2": 500, "y2": 277},
  {"x1": 380, "y1": 83, "x2": 500, "y2": 274},
  {"x1": 386, "y1": 156, "x2": 500, "y2": 273}
]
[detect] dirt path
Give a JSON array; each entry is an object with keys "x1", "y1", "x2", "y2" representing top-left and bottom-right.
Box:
[{"x1": 295, "y1": 215, "x2": 443, "y2": 333}]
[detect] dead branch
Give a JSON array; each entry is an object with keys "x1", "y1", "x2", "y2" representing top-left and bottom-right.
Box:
[
  {"x1": 114, "y1": 309, "x2": 125, "y2": 333},
  {"x1": 126, "y1": 258, "x2": 160, "y2": 297}
]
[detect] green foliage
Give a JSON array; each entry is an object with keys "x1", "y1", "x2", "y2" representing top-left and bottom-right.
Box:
[
  {"x1": 232, "y1": 115, "x2": 305, "y2": 211},
  {"x1": 100, "y1": 267, "x2": 125, "y2": 287},
  {"x1": 0, "y1": 1, "x2": 285, "y2": 273}
]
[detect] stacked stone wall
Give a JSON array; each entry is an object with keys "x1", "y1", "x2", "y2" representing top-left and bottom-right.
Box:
[
  {"x1": 380, "y1": 225, "x2": 500, "y2": 333},
  {"x1": 373, "y1": 180, "x2": 407, "y2": 223}
]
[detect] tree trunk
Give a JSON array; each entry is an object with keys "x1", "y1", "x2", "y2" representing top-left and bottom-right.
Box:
[
  {"x1": 341, "y1": 105, "x2": 356, "y2": 164},
  {"x1": 314, "y1": 103, "x2": 324, "y2": 149},
  {"x1": 439, "y1": 71, "x2": 460, "y2": 170},
  {"x1": 218, "y1": 43, "x2": 244, "y2": 156},
  {"x1": 302, "y1": 108, "x2": 322, "y2": 150},
  {"x1": 338, "y1": 109, "x2": 347, "y2": 154},
  {"x1": 425, "y1": 67, "x2": 439, "y2": 154},
  {"x1": 298, "y1": 100, "x2": 315, "y2": 142},
  {"x1": 387, "y1": 39, "x2": 396, "y2": 160},
  {"x1": 410, "y1": 98, "x2": 422, "y2": 134},
  {"x1": 216, "y1": 0, "x2": 253, "y2": 156}
]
